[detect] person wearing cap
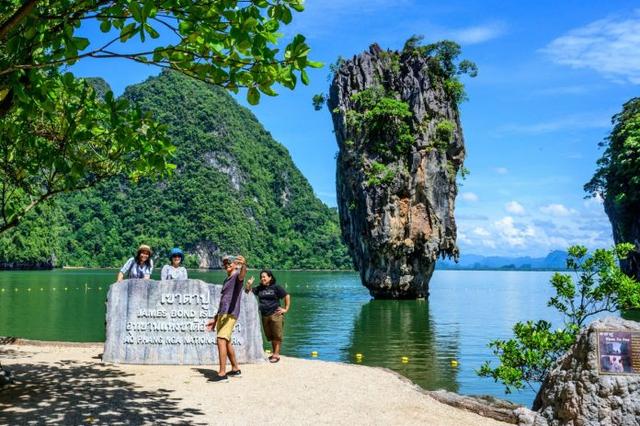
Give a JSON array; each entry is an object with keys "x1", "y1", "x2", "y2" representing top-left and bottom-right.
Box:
[
  {"x1": 161, "y1": 247, "x2": 188, "y2": 280},
  {"x1": 205, "y1": 254, "x2": 248, "y2": 381},
  {"x1": 117, "y1": 244, "x2": 154, "y2": 281}
]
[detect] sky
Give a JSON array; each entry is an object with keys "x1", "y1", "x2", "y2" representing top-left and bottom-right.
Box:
[{"x1": 70, "y1": 0, "x2": 640, "y2": 257}]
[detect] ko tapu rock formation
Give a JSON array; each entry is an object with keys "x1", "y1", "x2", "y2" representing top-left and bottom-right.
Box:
[{"x1": 328, "y1": 43, "x2": 466, "y2": 299}]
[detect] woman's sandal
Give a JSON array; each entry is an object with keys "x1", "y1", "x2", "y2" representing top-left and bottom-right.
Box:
[{"x1": 269, "y1": 355, "x2": 280, "y2": 363}]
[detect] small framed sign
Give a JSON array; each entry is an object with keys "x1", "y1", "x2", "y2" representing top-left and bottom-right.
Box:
[{"x1": 597, "y1": 331, "x2": 640, "y2": 375}]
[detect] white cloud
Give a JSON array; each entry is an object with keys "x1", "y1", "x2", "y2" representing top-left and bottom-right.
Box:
[
  {"x1": 458, "y1": 230, "x2": 472, "y2": 245},
  {"x1": 583, "y1": 193, "x2": 605, "y2": 208},
  {"x1": 494, "y1": 167, "x2": 509, "y2": 175},
  {"x1": 494, "y1": 216, "x2": 535, "y2": 248},
  {"x1": 540, "y1": 203, "x2": 575, "y2": 217},
  {"x1": 473, "y1": 227, "x2": 491, "y2": 237},
  {"x1": 482, "y1": 239, "x2": 497, "y2": 249},
  {"x1": 541, "y1": 11, "x2": 640, "y2": 84},
  {"x1": 461, "y1": 192, "x2": 479, "y2": 202},
  {"x1": 458, "y1": 200, "x2": 614, "y2": 256},
  {"x1": 446, "y1": 22, "x2": 508, "y2": 45},
  {"x1": 505, "y1": 201, "x2": 526, "y2": 215},
  {"x1": 498, "y1": 112, "x2": 611, "y2": 135}
]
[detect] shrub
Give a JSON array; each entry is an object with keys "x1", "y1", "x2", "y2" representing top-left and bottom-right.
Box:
[{"x1": 435, "y1": 120, "x2": 455, "y2": 151}]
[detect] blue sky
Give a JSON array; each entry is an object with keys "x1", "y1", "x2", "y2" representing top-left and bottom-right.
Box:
[{"x1": 71, "y1": 1, "x2": 640, "y2": 257}]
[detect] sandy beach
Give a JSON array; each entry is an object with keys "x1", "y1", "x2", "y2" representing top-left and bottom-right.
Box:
[{"x1": 0, "y1": 342, "x2": 509, "y2": 425}]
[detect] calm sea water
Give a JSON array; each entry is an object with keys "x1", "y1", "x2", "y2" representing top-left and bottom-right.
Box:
[{"x1": 0, "y1": 269, "x2": 597, "y2": 406}]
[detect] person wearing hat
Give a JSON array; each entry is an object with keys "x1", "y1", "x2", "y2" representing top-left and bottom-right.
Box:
[
  {"x1": 205, "y1": 254, "x2": 248, "y2": 381},
  {"x1": 161, "y1": 248, "x2": 188, "y2": 280},
  {"x1": 117, "y1": 244, "x2": 154, "y2": 281}
]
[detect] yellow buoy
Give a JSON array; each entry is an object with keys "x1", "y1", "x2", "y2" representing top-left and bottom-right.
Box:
[
  {"x1": 355, "y1": 353, "x2": 363, "y2": 358},
  {"x1": 450, "y1": 360, "x2": 459, "y2": 367},
  {"x1": 265, "y1": 349, "x2": 272, "y2": 354},
  {"x1": 311, "y1": 351, "x2": 318, "y2": 357},
  {"x1": 401, "y1": 356, "x2": 409, "y2": 363}
]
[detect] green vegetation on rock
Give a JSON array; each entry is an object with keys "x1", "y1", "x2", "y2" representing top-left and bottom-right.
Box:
[
  {"x1": 346, "y1": 86, "x2": 414, "y2": 162},
  {"x1": 365, "y1": 161, "x2": 395, "y2": 187},
  {"x1": 435, "y1": 120, "x2": 455, "y2": 151},
  {"x1": 478, "y1": 244, "x2": 640, "y2": 393},
  {"x1": 402, "y1": 36, "x2": 477, "y2": 104},
  {"x1": 0, "y1": 71, "x2": 351, "y2": 270}
]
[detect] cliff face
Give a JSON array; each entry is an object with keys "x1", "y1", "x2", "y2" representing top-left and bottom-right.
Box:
[
  {"x1": 585, "y1": 97, "x2": 640, "y2": 282},
  {"x1": 328, "y1": 44, "x2": 464, "y2": 299},
  {"x1": 604, "y1": 199, "x2": 640, "y2": 281}
]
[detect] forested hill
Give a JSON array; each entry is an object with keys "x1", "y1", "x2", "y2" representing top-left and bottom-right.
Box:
[{"x1": 0, "y1": 71, "x2": 351, "y2": 270}]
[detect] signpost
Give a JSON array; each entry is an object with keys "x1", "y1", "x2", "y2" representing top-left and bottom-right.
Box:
[{"x1": 103, "y1": 279, "x2": 265, "y2": 364}]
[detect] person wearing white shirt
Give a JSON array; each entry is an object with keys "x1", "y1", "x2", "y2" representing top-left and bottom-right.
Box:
[{"x1": 161, "y1": 247, "x2": 188, "y2": 280}]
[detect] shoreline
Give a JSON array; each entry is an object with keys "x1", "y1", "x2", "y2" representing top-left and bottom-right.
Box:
[
  {"x1": 44, "y1": 266, "x2": 567, "y2": 272},
  {"x1": 0, "y1": 339, "x2": 521, "y2": 425},
  {"x1": 59, "y1": 266, "x2": 355, "y2": 272}
]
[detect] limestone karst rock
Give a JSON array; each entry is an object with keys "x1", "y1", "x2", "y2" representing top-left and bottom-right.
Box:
[
  {"x1": 533, "y1": 317, "x2": 640, "y2": 425},
  {"x1": 328, "y1": 43, "x2": 465, "y2": 299},
  {"x1": 605, "y1": 198, "x2": 640, "y2": 281}
]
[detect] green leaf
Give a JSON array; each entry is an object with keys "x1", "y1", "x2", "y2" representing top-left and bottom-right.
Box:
[
  {"x1": 290, "y1": 1, "x2": 305, "y2": 12},
  {"x1": 281, "y1": 7, "x2": 293, "y2": 24},
  {"x1": 145, "y1": 24, "x2": 159, "y2": 39},
  {"x1": 73, "y1": 37, "x2": 90, "y2": 51},
  {"x1": 120, "y1": 23, "x2": 137, "y2": 42},
  {"x1": 130, "y1": 2, "x2": 143, "y2": 22},
  {"x1": 100, "y1": 20, "x2": 112, "y2": 33},
  {"x1": 247, "y1": 87, "x2": 260, "y2": 105}
]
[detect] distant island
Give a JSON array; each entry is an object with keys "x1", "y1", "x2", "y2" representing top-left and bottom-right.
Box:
[{"x1": 436, "y1": 250, "x2": 568, "y2": 271}]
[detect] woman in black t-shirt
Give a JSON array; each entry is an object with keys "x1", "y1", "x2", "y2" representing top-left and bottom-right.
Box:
[{"x1": 245, "y1": 270, "x2": 290, "y2": 363}]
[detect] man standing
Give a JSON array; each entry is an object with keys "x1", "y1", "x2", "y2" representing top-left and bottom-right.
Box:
[{"x1": 205, "y1": 255, "x2": 247, "y2": 381}]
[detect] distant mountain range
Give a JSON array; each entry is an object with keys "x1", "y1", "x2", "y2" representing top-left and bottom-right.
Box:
[{"x1": 436, "y1": 250, "x2": 569, "y2": 270}]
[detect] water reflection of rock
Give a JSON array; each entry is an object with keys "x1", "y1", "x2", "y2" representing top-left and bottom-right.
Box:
[{"x1": 346, "y1": 300, "x2": 459, "y2": 393}]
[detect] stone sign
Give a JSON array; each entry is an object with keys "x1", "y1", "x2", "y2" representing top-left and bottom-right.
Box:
[
  {"x1": 103, "y1": 279, "x2": 265, "y2": 364},
  {"x1": 597, "y1": 331, "x2": 640, "y2": 374}
]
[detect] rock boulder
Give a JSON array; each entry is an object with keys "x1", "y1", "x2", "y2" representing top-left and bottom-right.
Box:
[{"x1": 533, "y1": 317, "x2": 640, "y2": 425}]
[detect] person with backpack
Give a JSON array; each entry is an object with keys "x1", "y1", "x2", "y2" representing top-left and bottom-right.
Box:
[
  {"x1": 161, "y1": 247, "x2": 188, "y2": 280},
  {"x1": 117, "y1": 244, "x2": 153, "y2": 281}
]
